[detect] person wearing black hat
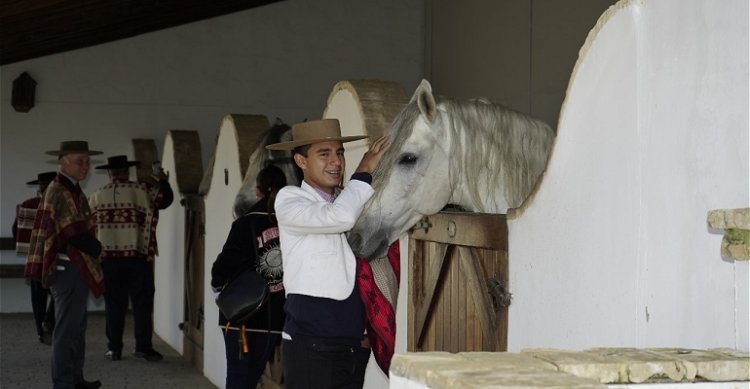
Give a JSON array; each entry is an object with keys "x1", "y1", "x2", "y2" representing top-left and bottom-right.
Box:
[
  {"x1": 13, "y1": 171, "x2": 58, "y2": 344},
  {"x1": 89, "y1": 155, "x2": 173, "y2": 362},
  {"x1": 265, "y1": 119, "x2": 390, "y2": 388},
  {"x1": 26, "y1": 140, "x2": 104, "y2": 389}
]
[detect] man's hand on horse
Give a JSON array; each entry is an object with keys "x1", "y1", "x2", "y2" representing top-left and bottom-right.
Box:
[{"x1": 356, "y1": 135, "x2": 391, "y2": 174}]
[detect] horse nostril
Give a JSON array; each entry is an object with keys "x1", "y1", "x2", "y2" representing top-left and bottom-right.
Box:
[
  {"x1": 367, "y1": 237, "x2": 391, "y2": 261},
  {"x1": 348, "y1": 233, "x2": 363, "y2": 253}
]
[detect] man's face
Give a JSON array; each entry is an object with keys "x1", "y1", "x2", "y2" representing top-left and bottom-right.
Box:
[
  {"x1": 295, "y1": 140, "x2": 345, "y2": 194},
  {"x1": 59, "y1": 153, "x2": 91, "y2": 182}
]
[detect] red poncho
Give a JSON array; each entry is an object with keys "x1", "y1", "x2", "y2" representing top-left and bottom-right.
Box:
[
  {"x1": 25, "y1": 175, "x2": 104, "y2": 297},
  {"x1": 357, "y1": 242, "x2": 401, "y2": 375}
]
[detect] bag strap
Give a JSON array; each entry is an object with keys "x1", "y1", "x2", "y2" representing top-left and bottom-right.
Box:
[
  {"x1": 246, "y1": 212, "x2": 274, "y2": 339},
  {"x1": 244, "y1": 211, "x2": 274, "y2": 217}
]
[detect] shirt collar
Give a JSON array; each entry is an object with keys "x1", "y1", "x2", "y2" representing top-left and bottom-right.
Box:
[
  {"x1": 302, "y1": 180, "x2": 340, "y2": 203},
  {"x1": 59, "y1": 171, "x2": 78, "y2": 186},
  {"x1": 313, "y1": 185, "x2": 337, "y2": 203}
]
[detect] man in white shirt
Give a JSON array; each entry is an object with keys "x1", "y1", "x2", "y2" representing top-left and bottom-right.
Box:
[{"x1": 266, "y1": 118, "x2": 389, "y2": 389}]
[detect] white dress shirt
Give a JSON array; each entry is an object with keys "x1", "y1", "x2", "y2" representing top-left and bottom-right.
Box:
[{"x1": 275, "y1": 179, "x2": 374, "y2": 300}]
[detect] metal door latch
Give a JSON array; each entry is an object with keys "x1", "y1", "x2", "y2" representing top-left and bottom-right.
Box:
[
  {"x1": 412, "y1": 217, "x2": 432, "y2": 232},
  {"x1": 487, "y1": 274, "x2": 512, "y2": 310}
]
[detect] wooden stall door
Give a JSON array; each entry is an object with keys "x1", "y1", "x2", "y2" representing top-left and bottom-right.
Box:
[
  {"x1": 408, "y1": 212, "x2": 510, "y2": 352},
  {"x1": 182, "y1": 194, "x2": 205, "y2": 371}
]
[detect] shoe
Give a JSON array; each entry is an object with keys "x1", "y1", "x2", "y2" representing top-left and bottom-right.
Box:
[
  {"x1": 104, "y1": 349, "x2": 121, "y2": 361},
  {"x1": 133, "y1": 348, "x2": 163, "y2": 362},
  {"x1": 41, "y1": 321, "x2": 54, "y2": 333},
  {"x1": 40, "y1": 332, "x2": 52, "y2": 346},
  {"x1": 75, "y1": 379, "x2": 101, "y2": 389}
]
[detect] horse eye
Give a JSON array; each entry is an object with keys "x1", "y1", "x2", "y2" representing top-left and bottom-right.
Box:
[{"x1": 398, "y1": 153, "x2": 418, "y2": 166}]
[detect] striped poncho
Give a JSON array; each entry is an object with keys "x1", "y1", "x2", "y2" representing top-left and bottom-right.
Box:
[
  {"x1": 15, "y1": 196, "x2": 41, "y2": 255},
  {"x1": 88, "y1": 178, "x2": 167, "y2": 261},
  {"x1": 25, "y1": 175, "x2": 104, "y2": 297}
]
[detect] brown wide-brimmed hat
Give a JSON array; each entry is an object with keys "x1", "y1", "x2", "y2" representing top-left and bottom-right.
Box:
[
  {"x1": 45, "y1": 141, "x2": 102, "y2": 156},
  {"x1": 26, "y1": 171, "x2": 57, "y2": 185},
  {"x1": 265, "y1": 119, "x2": 368, "y2": 151},
  {"x1": 95, "y1": 155, "x2": 141, "y2": 170}
]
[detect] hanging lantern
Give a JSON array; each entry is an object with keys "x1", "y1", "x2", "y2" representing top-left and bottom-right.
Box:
[{"x1": 12, "y1": 72, "x2": 37, "y2": 113}]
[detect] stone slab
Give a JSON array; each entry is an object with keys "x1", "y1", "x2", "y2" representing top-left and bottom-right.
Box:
[
  {"x1": 522, "y1": 349, "x2": 626, "y2": 383},
  {"x1": 587, "y1": 347, "x2": 687, "y2": 383},
  {"x1": 646, "y1": 348, "x2": 750, "y2": 382}
]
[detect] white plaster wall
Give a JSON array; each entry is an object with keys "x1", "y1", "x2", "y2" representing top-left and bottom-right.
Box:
[
  {"x1": 153, "y1": 132, "x2": 189, "y2": 353},
  {"x1": 324, "y1": 89, "x2": 371, "y2": 178},
  {"x1": 508, "y1": 0, "x2": 749, "y2": 352},
  {"x1": 0, "y1": 0, "x2": 425, "y2": 313},
  {"x1": 202, "y1": 117, "x2": 251, "y2": 388}
]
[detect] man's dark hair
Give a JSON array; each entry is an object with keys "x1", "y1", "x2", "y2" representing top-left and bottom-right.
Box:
[
  {"x1": 291, "y1": 144, "x2": 311, "y2": 182},
  {"x1": 292, "y1": 144, "x2": 311, "y2": 158}
]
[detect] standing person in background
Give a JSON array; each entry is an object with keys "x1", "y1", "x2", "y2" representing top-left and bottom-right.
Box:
[
  {"x1": 211, "y1": 164, "x2": 288, "y2": 389},
  {"x1": 25, "y1": 140, "x2": 104, "y2": 389},
  {"x1": 13, "y1": 171, "x2": 58, "y2": 345},
  {"x1": 88, "y1": 155, "x2": 173, "y2": 362},
  {"x1": 265, "y1": 119, "x2": 390, "y2": 389}
]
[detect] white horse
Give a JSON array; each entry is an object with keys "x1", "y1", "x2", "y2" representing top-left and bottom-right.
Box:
[
  {"x1": 232, "y1": 121, "x2": 300, "y2": 217},
  {"x1": 348, "y1": 80, "x2": 556, "y2": 260}
]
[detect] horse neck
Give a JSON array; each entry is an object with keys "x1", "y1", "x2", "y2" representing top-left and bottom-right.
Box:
[
  {"x1": 448, "y1": 167, "x2": 512, "y2": 213},
  {"x1": 443, "y1": 111, "x2": 514, "y2": 214}
]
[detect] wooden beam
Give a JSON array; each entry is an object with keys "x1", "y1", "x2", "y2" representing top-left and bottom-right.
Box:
[
  {"x1": 0, "y1": 0, "x2": 285, "y2": 65},
  {"x1": 457, "y1": 246, "x2": 498, "y2": 351},
  {"x1": 415, "y1": 243, "x2": 451, "y2": 349},
  {"x1": 409, "y1": 212, "x2": 508, "y2": 251},
  {"x1": 0, "y1": 265, "x2": 26, "y2": 278},
  {"x1": 0, "y1": 237, "x2": 16, "y2": 251}
]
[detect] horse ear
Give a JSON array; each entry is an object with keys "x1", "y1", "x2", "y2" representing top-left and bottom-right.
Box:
[{"x1": 412, "y1": 79, "x2": 437, "y2": 122}]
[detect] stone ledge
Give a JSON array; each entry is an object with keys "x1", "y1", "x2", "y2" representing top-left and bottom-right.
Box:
[
  {"x1": 707, "y1": 208, "x2": 750, "y2": 261},
  {"x1": 707, "y1": 208, "x2": 750, "y2": 230},
  {"x1": 646, "y1": 348, "x2": 750, "y2": 382},
  {"x1": 390, "y1": 348, "x2": 749, "y2": 388},
  {"x1": 587, "y1": 347, "x2": 689, "y2": 383}
]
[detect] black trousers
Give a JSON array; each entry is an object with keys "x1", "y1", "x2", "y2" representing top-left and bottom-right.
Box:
[
  {"x1": 282, "y1": 336, "x2": 370, "y2": 389},
  {"x1": 30, "y1": 279, "x2": 55, "y2": 337},
  {"x1": 102, "y1": 258, "x2": 155, "y2": 353},
  {"x1": 223, "y1": 328, "x2": 280, "y2": 389}
]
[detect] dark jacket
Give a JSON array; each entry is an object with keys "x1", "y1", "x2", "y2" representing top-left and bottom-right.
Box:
[{"x1": 211, "y1": 200, "x2": 285, "y2": 331}]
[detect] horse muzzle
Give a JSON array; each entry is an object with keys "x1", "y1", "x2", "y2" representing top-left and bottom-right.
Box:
[{"x1": 347, "y1": 229, "x2": 390, "y2": 261}]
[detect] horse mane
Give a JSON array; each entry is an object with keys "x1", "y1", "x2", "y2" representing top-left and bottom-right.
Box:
[
  {"x1": 232, "y1": 121, "x2": 297, "y2": 217},
  {"x1": 375, "y1": 96, "x2": 555, "y2": 212}
]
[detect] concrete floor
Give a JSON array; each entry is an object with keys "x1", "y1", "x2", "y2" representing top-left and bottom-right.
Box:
[{"x1": 0, "y1": 312, "x2": 218, "y2": 389}]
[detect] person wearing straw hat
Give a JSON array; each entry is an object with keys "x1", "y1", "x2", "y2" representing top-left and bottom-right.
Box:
[
  {"x1": 266, "y1": 118, "x2": 390, "y2": 389},
  {"x1": 88, "y1": 155, "x2": 173, "y2": 363},
  {"x1": 26, "y1": 140, "x2": 104, "y2": 389},
  {"x1": 13, "y1": 171, "x2": 58, "y2": 345}
]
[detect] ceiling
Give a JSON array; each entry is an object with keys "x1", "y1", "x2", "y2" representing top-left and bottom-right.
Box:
[{"x1": 0, "y1": 0, "x2": 284, "y2": 66}]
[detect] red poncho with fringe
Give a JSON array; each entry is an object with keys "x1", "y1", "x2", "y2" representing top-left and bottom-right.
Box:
[{"x1": 25, "y1": 175, "x2": 104, "y2": 297}]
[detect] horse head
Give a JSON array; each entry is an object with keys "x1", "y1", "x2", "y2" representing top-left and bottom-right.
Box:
[
  {"x1": 233, "y1": 120, "x2": 299, "y2": 217},
  {"x1": 348, "y1": 79, "x2": 555, "y2": 260},
  {"x1": 348, "y1": 80, "x2": 454, "y2": 259}
]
